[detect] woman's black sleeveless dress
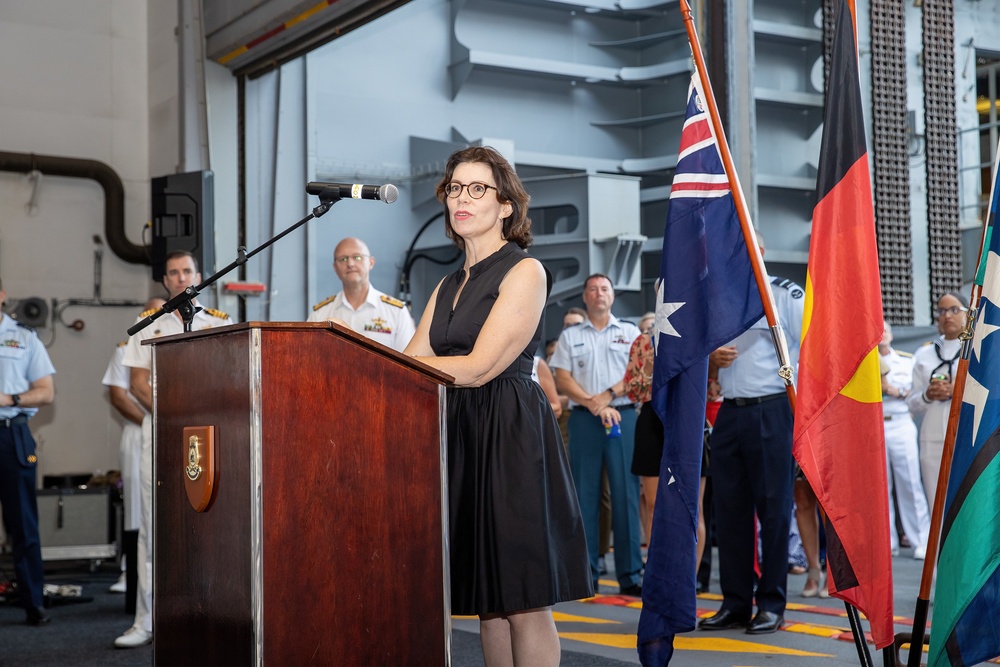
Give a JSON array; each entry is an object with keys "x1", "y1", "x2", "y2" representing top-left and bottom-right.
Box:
[{"x1": 429, "y1": 242, "x2": 593, "y2": 615}]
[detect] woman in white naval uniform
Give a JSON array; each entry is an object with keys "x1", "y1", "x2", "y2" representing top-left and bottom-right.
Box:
[{"x1": 906, "y1": 291, "x2": 968, "y2": 523}]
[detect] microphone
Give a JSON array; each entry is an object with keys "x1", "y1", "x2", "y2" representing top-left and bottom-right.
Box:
[{"x1": 306, "y1": 182, "x2": 398, "y2": 204}]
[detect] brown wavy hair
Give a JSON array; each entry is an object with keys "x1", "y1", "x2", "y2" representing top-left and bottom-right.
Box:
[{"x1": 435, "y1": 146, "x2": 532, "y2": 250}]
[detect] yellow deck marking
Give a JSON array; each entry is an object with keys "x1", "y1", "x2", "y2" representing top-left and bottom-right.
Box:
[
  {"x1": 559, "y1": 633, "x2": 832, "y2": 656},
  {"x1": 782, "y1": 621, "x2": 848, "y2": 638},
  {"x1": 552, "y1": 611, "x2": 617, "y2": 624},
  {"x1": 456, "y1": 612, "x2": 617, "y2": 624}
]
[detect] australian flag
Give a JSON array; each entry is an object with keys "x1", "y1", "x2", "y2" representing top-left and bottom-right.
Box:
[{"x1": 636, "y1": 72, "x2": 764, "y2": 665}]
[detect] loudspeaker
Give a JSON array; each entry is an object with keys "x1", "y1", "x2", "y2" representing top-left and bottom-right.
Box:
[
  {"x1": 6, "y1": 297, "x2": 48, "y2": 328},
  {"x1": 151, "y1": 170, "x2": 215, "y2": 282}
]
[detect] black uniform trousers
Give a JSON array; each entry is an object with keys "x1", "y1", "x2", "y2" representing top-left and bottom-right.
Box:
[
  {"x1": 709, "y1": 395, "x2": 793, "y2": 616},
  {"x1": 0, "y1": 420, "x2": 45, "y2": 610}
]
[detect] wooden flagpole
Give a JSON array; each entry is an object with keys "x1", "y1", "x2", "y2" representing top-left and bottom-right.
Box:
[
  {"x1": 905, "y1": 352, "x2": 971, "y2": 667},
  {"x1": 677, "y1": 0, "x2": 796, "y2": 410},
  {"x1": 904, "y1": 145, "x2": 1000, "y2": 667}
]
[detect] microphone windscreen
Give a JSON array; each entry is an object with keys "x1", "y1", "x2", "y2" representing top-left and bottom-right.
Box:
[{"x1": 380, "y1": 184, "x2": 399, "y2": 204}]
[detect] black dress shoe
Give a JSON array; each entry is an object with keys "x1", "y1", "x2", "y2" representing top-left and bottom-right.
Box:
[
  {"x1": 697, "y1": 609, "x2": 751, "y2": 630},
  {"x1": 620, "y1": 584, "x2": 642, "y2": 597},
  {"x1": 746, "y1": 610, "x2": 783, "y2": 634},
  {"x1": 26, "y1": 606, "x2": 51, "y2": 626}
]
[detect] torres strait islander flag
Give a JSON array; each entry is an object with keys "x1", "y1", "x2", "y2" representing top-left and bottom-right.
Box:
[
  {"x1": 930, "y1": 144, "x2": 1000, "y2": 667},
  {"x1": 636, "y1": 71, "x2": 763, "y2": 666},
  {"x1": 791, "y1": 0, "x2": 894, "y2": 650}
]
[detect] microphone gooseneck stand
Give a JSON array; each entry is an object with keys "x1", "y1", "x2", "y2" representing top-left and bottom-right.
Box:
[{"x1": 128, "y1": 197, "x2": 339, "y2": 337}]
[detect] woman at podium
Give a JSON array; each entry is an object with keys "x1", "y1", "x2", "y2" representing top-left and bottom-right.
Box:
[{"x1": 406, "y1": 146, "x2": 592, "y2": 665}]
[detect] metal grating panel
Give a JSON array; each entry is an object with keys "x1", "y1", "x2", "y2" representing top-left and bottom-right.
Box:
[
  {"x1": 822, "y1": 0, "x2": 835, "y2": 93},
  {"x1": 921, "y1": 0, "x2": 963, "y2": 320},
  {"x1": 870, "y1": 0, "x2": 915, "y2": 324},
  {"x1": 822, "y1": 0, "x2": 915, "y2": 323}
]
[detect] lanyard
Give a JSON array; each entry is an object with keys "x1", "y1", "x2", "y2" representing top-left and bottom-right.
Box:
[{"x1": 931, "y1": 338, "x2": 960, "y2": 380}]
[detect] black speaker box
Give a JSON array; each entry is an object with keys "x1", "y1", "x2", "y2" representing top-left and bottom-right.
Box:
[{"x1": 151, "y1": 170, "x2": 215, "y2": 282}]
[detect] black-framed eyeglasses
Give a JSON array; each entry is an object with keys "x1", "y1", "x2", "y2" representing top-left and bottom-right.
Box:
[
  {"x1": 935, "y1": 306, "x2": 967, "y2": 318},
  {"x1": 444, "y1": 182, "x2": 498, "y2": 199},
  {"x1": 335, "y1": 254, "x2": 370, "y2": 264}
]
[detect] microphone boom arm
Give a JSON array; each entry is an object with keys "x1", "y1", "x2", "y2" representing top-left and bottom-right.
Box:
[{"x1": 127, "y1": 199, "x2": 337, "y2": 337}]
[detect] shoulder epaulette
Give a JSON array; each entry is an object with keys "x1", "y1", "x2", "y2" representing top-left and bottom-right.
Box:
[
  {"x1": 139, "y1": 308, "x2": 158, "y2": 318},
  {"x1": 312, "y1": 295, "x2": 337, "y2": 311},
  {"x1": 770, "y1": 276, "x2": 804, "y2": 298},
  {"x1": 921, "y1": 340, "x2": 934, "y2": 347},
  {"x1": 897, "y1": 350, "x2": 913, "y2": 358},
  {"x1": 619, "y1": 319, "x2": 636, "y2": 327},
  {"x1": 381, "y1": 295, "x2": 405, "y2": 309},
  {"x1": 204, "y1": 307, "x2": 229, "y2": 320},
  {"x1": 14, "y1": 320, "x2": 35, "y2": 333},
  {"x1": 117, "y1": 340, "x2": 128, "y2": 348},
  {"x1": 770, "y1": 276, "x2": 802, "y2": 291}
]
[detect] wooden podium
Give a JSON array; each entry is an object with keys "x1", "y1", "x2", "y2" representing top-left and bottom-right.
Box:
[{"x1": 146, "y1": 322, "x2": 453, "y2": 666}]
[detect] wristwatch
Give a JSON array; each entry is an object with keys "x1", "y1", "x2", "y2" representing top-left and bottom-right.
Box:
[
  {"x1": 11, "y1": 394, "x2": 21, "y2": 407},
  {"x1": 608, "y1": 388, "x2": 618, "y2": 400}
]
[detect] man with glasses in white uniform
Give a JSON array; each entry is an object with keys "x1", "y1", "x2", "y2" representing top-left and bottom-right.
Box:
[{"x1": 308, "y1": 237, "x2": 415, "y2": 353}]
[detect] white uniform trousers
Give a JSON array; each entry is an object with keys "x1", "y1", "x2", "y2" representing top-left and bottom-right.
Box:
[
  {"x1": 919, "y1": 428, "x2": 946, "y2": 514},
  {"x1": 130, "y1": 414, "x2": 154, "y2": 634},
  {"x1": 884, "y1": 416, "x2": 931, "y2": 551},
  {"x1": 116, "y1": 421, "x2": 143, "y2": 576},
  {"x1": 119, "y1": 421, "x2": 143, "y2": 531}
]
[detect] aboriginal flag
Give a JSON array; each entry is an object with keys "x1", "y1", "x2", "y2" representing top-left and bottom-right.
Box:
[{"x1": 791, "y1": 0, "x2": 894, "y2": 650}]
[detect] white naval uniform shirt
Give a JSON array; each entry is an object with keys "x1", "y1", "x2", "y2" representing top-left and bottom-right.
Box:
[
  {"x1": 102, "y1": 342, "x2": 148, "y2": 416},
  {"x1": 906, "y1": 335, "x2": 961, "y2": 510},
  {"x1": 549, "y1": 314, "x2": 640, "y2": 409},
  {"x1": 307, "y1": 286, "x2": 416, "y2": 353},
  {"x1": 123, "y1": 305, "x2": 233, "y2": 373},
  {"x1": 718, "y1": 276, "x2": 804, "y2": 399},
  {"x1": 906, "y1": 336, "x2": 961, "y2": 437},
  {"x1": 881, "y1": 348, "x2": 914, "y2": 418}
]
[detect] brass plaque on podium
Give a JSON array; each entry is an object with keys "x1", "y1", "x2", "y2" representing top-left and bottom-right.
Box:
[{"x1": 182, "y1": 425, "x2": 216, "y2": 512}]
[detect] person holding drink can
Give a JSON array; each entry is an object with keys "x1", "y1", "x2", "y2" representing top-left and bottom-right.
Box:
[
  {"x1": 906, "y1": 291, "x2": 968, "y2": 523},
  {"x1": 603, "y1": 414, "x2": 622, "y2": 439},
  {"x1": 551, "y1": 274, "x2": 643, "y2": 596}
]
